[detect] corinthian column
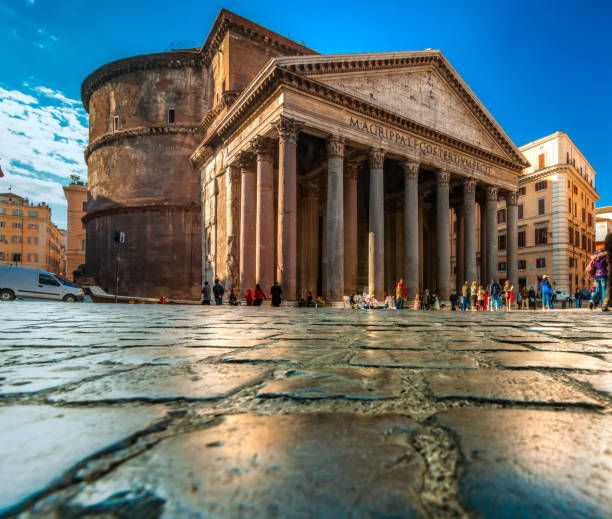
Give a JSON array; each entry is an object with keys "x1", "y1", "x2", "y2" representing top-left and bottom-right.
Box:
[
  {"x1": 344, "y1": 160, "x2": 359, "y2": 296},
  {"x1": 486, "y1": 186, "x2": 498, "y2": 283},
  {"x1": 225, "y1": 164, "x2": 241, "y2": 292},
  {"x1": 326, "y1": 136, "x2": 345, "y2": 302},
  {"x1": 369, "y1": 148, "x2": 385, "y2": 299},
  {"x1": 436, "y1": 169, "x2": 451, "y2": 301},
  {"x1": 274, "y1": 116, "x2": 303, "y2": 301},
  {"x1": 238, "y1": 152, "x2": 256, "y2": 298},
  {"x1": 299, "y1": 179, "x2": 320, "y2": 298},
  {"x1": 463, "y1": 178, "x2": 477, "y2": 284},
  {"x1": 251, "y1": 136, "x2": 275, "y2": 294},
  {"x1": 506, "y1": 191, "x2": 519, "y2": 297},
  {"x1": 403, "y1": 160, "x2": 419, "y2": 299}
]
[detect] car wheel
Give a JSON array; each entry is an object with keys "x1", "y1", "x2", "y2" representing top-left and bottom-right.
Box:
[
  {"x1": 1, "y1": 289, "x2": 15, "y2": 301},
  {"x1": 63, "y1": 294, "x2": 76, "y2": 303}
]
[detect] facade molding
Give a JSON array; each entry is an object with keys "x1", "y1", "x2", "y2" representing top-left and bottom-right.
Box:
[{"x1": 82, "y1": 203, "x2": 200, "y2": 224}]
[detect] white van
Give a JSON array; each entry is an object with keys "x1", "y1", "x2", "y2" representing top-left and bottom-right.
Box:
[{"x1": 0, "y1": 266, "x2": 84, "y2": 302}]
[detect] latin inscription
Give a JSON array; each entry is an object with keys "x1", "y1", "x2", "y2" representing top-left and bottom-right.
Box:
[{"x1": 349, "y1": 117, "x2": 493, "y2": 175}]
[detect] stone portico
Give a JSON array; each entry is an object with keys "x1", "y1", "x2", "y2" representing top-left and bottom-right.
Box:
[{"x1": 193, "y1": 52, "x2": 528, "y2": 303}]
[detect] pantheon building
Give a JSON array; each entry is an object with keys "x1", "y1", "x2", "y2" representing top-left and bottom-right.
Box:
[{"x1": 82, "y1": 9, "x2": 528, "y2": 302}]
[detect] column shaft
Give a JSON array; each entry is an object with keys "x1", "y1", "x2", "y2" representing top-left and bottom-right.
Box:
[
  {"x1": 369, "y1": 149, "x2": 385, "y2": 299},
  {"x1": 480, "y1": 201, "x2": 487, "y2": 283},
  {"x1": 326, "y1": 137, "x2": 345, "y2": 301},
  {"x1": 343, "y1": 164, "x2": 358, "y2": 296},
  {"x1": 251, "y1": 137, "x2": 275, "y2": 293},
  {"x1": 436, "y1": 170, "x2": 451, "y2": 301},
  {"x1": 225, "y1": 165, "x2": 240, "y2": 292},
  {"x1": 275, "y1": 117, "x2": 303, "y2": 300},
  {"x1": 403, "y1": 161, "x2": 419, "y2": 299},
  {"x1": 464, "y1": 179, "x2": 477, "y2": 283},
  {"x1": 486, "y1": 186, "x2": 498, "y2": 283},
  {"x1": 456, "y1": 206, "x2": 464, "y2": 292},
  {"x1": 506, "y1": 192, "x2": 519, "y2": 296},
  {"x1": 238, "y1": 153, "x2": 256, "y2": 297}
]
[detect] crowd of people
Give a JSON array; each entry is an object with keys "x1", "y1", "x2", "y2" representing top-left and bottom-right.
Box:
[{"x1": 199, "y1": 234, "x2": 612, "y2": 310}]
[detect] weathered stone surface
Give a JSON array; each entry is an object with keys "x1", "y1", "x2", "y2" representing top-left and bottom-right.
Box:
[
  {"x1": 497, "y1": 335, "x2": 561, "y2": 344},
  {"x1": 434, "y1": 408, "x2": 612, "y2": 519},
  {"x1": 49, "y1": 364, "x2": 269, "y2": 403},
  {"x1": 257, "y1": 367, "x2": 402, "y2": 400},
  {"x1": 425, "y1": 369, "x2": 600, "y2": 405},
  {"x1": 350, "y1": 349, "x2": 477, "y2": 369},
  {"x1": 66, "y1": 413, "x2": 426, "y2": 518},
  {"x1": 225, "y1": 346, "x2": 346, "y2": 365},
  {"x1": 528, "y1": 341, "x2": 612, "y2": 353},
  {"x1": 483, "y1": 351, "x2": 612, "y2": 371},
  {"x1": 184, "y1": 338, "x2": 269, "y2": 348},
  {"x1": 0, "y1": 405, "x2": 166, "y2": 516},
  {"x1": 570, "y1": 373, "x2": 612, "y2": 396}
]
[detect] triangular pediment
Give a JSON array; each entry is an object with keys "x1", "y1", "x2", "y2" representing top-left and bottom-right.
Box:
[{"x1": 275, "y1": 52, "x2": 526, "y2": 165}]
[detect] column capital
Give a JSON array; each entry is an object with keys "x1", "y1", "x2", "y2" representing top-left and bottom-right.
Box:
[
  {"x1": 326, "y1": 136, "x2": 345, "y2": 158},
  {"x1": 402, "y1": 160, "x2": 419, "y2": 179},
  {"x1": 236, "y1": 151, "x2": 255, "y2": 171},
  {"x1": 369, "y1": 148, "x2": 385, "y2": 170},
  {"x1": 273, "y1": 115, "x2": 304, "y2": 144},
  {"x1": 463, "y1": 177, "x2": 477, "y2": 194},
  {"x1": 505, "y1": 190, "x2": 519, "y2": 206},
  {"x1": 344, "y1": 159, "x2": 361, "y2": 180},
  {"x1": 250, "y1": 136, "x2": 274, "y2": 159},
  {"x1": 436, "y1": 169, "x2": 450, "y2": 187},
  {"x1": 486, "y1": 185, "x2": 499, "y2": 201}
]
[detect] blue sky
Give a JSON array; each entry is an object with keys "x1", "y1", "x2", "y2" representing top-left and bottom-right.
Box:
[{"x1": 1, "y1": 0, "x2": 611, "y2": 228}]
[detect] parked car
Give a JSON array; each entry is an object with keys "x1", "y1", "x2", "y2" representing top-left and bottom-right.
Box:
[
  {"x1": 0, "y1": 266, "x2": 84, "y2": 302},
  {"x1": 553, "y1": 289, "x2": 570, "y2": 302}
]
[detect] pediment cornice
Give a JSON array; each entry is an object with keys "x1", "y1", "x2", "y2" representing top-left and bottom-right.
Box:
[{"x1": 210, "y1": 60, "x2": 526, "y2": 172}]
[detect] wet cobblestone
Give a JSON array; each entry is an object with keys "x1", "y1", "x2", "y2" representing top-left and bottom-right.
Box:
[{"x1": 1, "y1": 302, "x2": 611, "y2": 518}]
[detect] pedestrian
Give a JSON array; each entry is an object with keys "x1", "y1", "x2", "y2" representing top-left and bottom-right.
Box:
[
  {"x1": 602, "y1": 232, "x2": 612, "y2": 311},
  {"x1": 395, "y1": 278, "x2": 406, "y2": 309},
  {"x1": 503, "y1": 280, "x2": 514, "y2": 311},
  {"x1": 212, "y1": 278, "x2": 224, "y2": 305},
  {"x1": 413, "y1": 293, "x2": 421, "y2": 310},
  {"x1": 449, "y1": 289, "x2": 458, "y2": 311},
  {"x1": 521, "y1": 286, "x2": 529, "y2": 310},
  {"x1": 470, "y1": 281, "x2": 478, "y2": 311},
  {"x1": 528, "y1": 286, "x2": 536, "y2": 310},
  {"x1": 270, "y1": 281, "x2": 282, "y2": 307},
  {"x1": 489, "y1": 279, "x2": 501, "y2": 311},
  {"x1": 484, "y1": 285, "x2": 489, "y2": 311},
  {"x1": 541, "y1": 275, "x2": 553, "y2": 310},
  {"x1": 433, "y1": 293, "x2": 440, "y2": 310},
  {"x1": 574, "y1": 288, "x2": 582, "y2": 309},
  {"x1": 587, "y1": 248, "x2": 607, "y2": 310},
  {"x1": 253, "y1": 284, "x2": 266, "y2": 306},
  {"x1": 306, "y1": 291, "x2": 314, "y2": 307},
  {"x1": 461, "y1": 281, "x2": 470, "y2": 311},
  {"x1": 424, "y1": 289, "x2": 432, "y2": 310},
  {"x1": 245, "y1": 288, "x2": 254, "y2": 306},
  {"x1": 477, "y1": 286, "x2": 485, "y2": 310},
  {"x1": 229, "y1": 290, "x2": 238, "y2": 306},
  {"x1": 201, "y1": 281, "x2": 211, "y2": 305}
]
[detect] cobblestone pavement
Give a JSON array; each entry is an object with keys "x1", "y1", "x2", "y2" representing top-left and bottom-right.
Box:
[{"x1": 1, "y1": 302, "x2": 611, "y2": 518}]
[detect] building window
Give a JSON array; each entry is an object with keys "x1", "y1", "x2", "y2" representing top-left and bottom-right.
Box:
[
  {"x1": 0, "y1": 208, "x2": 5, "y2": 215},
  {"x1": 573, "y1": 186, "x2": 578, "y2": 194},
  {"x1": 0, "y1": 252, "x2": 3, "y2": 260},
  {"x1": 574, "y1": 203, "x2": 577, "y2": 216},
  {"x1": 27, "y1": 253, "x2": 38, "y2": 263},
  {"x1": 536, "y1": 257, "x2": 546, "y2": 268},
  {"x1": 28, "y1": 210, "x2": 38, "y2": 218},
  {"x1": 518, "y1": 230, "x2": 526, "y2": 248},
  {"x1": 575, "y1": 229, "x2": 580, "y2": 245},
  {"x1": 168, "y1": 108, "x2": 175, "y2": 124},
  {"x1": 518, "y1": 186, "x2": 526, "y2": 196},
  {"x1": 588, "y1": 214, "x2": 592, "y2": 226},
  {"x1": 28, "y1": 223, "x2": 38, "y2": 230},
  {"x1": 82, "y1": 201, "x2": 87, "y2": 212},
  {"x1": 11, "y1": 253, "x2": 21, "y2": 262},
  {"x1": 81, "y1": 239, "x2": 86, "y2": 251},
  {"x1": 535, "y1": 180, "x2": 547, "y2": 191},
  {"x1": 0, "y1": 221, "x2": 4, "y2": 228},
  {"x1": 588, "y1": 238, "x2": 592, "y2": 251},
  {"x1": 0, "y1": 234, "x2": 5, "y2": 242},
  {"x1": 569, "y1": 228, "x2": 573, "y2": 245},
  {"x1": 535, "y1": 227, "x2": 547, "y2": 245},
  {"x1": 27, "y1": 237, "x2": 39, "y2": 245},
  {"x1": 538, "y1": 198, "x2": 546, "y2": 215},
  {"x1": 13, "y1": 209, "x2": 23, "y2": 216},
  {"x1": 581, "y1": 208, "x2": 585, "y2": 222},
  {"x1": 11, "y1": 235, "x2": 22, "y2": 243},
  {"x1": 518, "y1": 204, "x2": 524, "y2": 219},
  {"x1": 12, "y1": 222, "x2": 22, "y2": 229},
  {"x1": 498, "y1": 261, "x2": 506, "y2": 272},
  {"x1": 581, "y1": 233, "x2": 586, "y2": 249},
  {"x1": 113, "y1": 116, "x2": 119, "y2": 132},
  {"x1": 569, "y1": 257, "x2": 574, "y2": 268},
  {"x1": 538, "y1": 154, "x2": 545, "y2": 169},
  {"x1": 498, "y1": 234, "x2": 506, "y2": 250},
  {"x1": 497, "y1": 209, "x2": 506, "y2": 224},
  {"x1": 518, "y1": 259, "x2": 527, "y2": 270}
]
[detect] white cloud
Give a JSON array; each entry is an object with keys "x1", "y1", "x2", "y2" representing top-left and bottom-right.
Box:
[{"x1": 0, "y1": 84, "x2": 88, "y2": 228}]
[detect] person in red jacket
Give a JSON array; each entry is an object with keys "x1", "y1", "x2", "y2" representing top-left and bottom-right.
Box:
[
  {"x1": 395, "y1": 278, "x2": 406, "y2": 309},
  {"x1": 245, "y1": 289, "x2": 254, "y2": 306},
  {"x1": 253, "y1": 284, "x2": 266, "y2": 306}
]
